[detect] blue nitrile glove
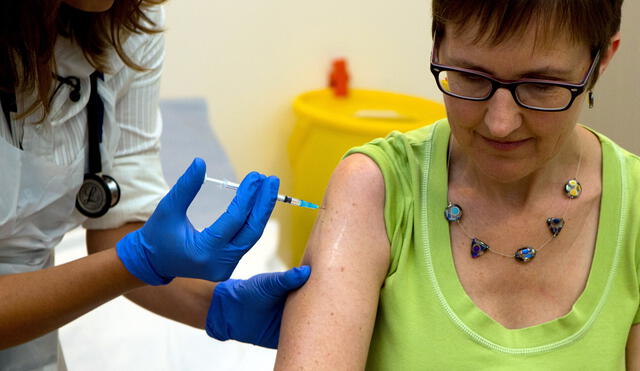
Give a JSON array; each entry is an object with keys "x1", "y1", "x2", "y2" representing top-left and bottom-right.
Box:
[
  {"x1": 206, "y1": 265, "x2": 311, "y2": 349},
  {"x1": 116, "y1": 158, "x2": 279, "y2": 285}
]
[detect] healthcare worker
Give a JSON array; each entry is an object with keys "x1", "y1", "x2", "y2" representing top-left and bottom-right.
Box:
[{"x1": 0, "y1": 0, "x2": 309, "y2": 370}]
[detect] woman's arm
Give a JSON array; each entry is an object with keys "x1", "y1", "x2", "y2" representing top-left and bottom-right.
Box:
[
  {"x1": 275, "y1": 154, "x2": 391, "y2": 370},
  {"x1": 0, "y1": 248, "x2": 144, "y2": 349},
  {"x1": 627, "y1": 323, "x2": 640, "y2": 369},
  {"x1": 87, "y1": 222, "x2": 216, "y2": 329}
]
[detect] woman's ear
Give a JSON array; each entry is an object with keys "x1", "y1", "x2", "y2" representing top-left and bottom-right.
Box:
[{"x1": 598, "y1": 32, "x2": 621, "y2": 75}]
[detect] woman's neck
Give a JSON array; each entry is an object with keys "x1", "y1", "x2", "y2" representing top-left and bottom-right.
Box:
[{"x1": 449, "y1": 127, "x2": 585, "y2": 209}]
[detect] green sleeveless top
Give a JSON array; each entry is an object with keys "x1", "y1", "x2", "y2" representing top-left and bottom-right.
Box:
[{"x1": 346, "y1": 120, "x2": 640, "y2": 370}]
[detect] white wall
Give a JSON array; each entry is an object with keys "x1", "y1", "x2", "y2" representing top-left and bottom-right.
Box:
[
  {"x1": 160, "y1": 0, "x2": 440, "y2": 183},
  {"x1": 160, "y1": 0, "x2": 639, "y2": 180}
]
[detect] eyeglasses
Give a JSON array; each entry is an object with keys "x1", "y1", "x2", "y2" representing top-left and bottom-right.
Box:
[{"x1": 430, "y1": 48, "x2": 600, "y2": 112}]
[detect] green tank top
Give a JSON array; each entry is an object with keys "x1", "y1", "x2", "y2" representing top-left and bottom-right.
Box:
[{"x1": 346, "y1": 120, "x2": 640, "y2": 370}]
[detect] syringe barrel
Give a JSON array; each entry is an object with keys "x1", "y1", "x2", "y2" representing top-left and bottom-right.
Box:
[{"x1": 221, "y1": 180, "x2": 240, "y2": 191}]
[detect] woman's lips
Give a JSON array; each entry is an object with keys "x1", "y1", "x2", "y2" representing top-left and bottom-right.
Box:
[{"x1": 481, "y1": 135, "x2": 531, "y2": 151}]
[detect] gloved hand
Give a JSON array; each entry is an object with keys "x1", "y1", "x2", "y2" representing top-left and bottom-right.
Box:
[
  {"x1": 116, "y1": 158, "x2": 279, "y2": 285},
  {"x1": 206, "y1": 265, "x2": 311, "y2": 349}
]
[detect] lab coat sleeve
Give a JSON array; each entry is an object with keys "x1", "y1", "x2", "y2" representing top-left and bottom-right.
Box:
[{"x1": 83, "y1": 6, "x2": 169, "y2": 230}]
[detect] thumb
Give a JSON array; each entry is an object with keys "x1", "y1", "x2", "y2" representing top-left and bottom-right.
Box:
[
  {"x1": 282, "y1": 265, "x2": 311, "y2": 290},
  {"x1": 262, "y1": 266, "x2": 311, "y2": 297},
  {"x1": 168, "y1": 158, "x2": 206, "y2": 212}
]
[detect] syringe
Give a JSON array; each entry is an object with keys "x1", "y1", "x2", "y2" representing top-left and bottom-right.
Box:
[{"x1": 205, "y1": 177, "x2": 319, "y2": 209}]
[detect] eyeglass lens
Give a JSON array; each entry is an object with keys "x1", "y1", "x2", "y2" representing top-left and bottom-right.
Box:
[{"x1": 436, "y1": 70, "x2": 573, "y2": 110}]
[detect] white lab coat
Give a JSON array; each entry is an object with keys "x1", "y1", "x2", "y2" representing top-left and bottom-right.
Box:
[{"x1": 0, "y1": 6, "x2": 168, "y2": 371}]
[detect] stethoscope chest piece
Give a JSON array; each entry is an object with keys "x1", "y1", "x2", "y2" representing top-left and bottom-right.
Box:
[
  {"x1": 75, "y1": 173, "x2": 120, "y2": 218},
  {"x1": 75, "y1": 70, "x2": 121, "y2": 219}
]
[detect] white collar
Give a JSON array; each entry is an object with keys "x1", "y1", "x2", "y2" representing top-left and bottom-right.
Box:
[{"x1": 53, "y1": 36, "x2": 95, "y2": 79}]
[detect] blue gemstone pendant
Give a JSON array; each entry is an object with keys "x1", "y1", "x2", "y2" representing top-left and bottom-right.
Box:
[
  {"x1": 546, "y1": 217, "x2": 565, "y2": 237},
  {"x1": 515, "y1": 247, "x2": 537, "y2": 263},
  {"x1": 445, "y1": 203, "x2": 463, "y2": 222},
  {"x1": 470, "y1": 238, "x2": 489, "y2": 258}
]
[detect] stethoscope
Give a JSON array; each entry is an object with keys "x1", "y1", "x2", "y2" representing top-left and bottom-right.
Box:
[{"x1": 0, "y1": 71, "x2": 120, "y2": 218}]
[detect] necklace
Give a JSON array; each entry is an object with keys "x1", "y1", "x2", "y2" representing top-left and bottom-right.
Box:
[{"x1": 444, "y1": 138, "x2": 583, "y2": 263}]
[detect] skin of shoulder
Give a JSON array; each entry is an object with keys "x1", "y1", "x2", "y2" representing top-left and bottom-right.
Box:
[{"x1": 275, "y1": 153, "x2": 391, "y2": 370}]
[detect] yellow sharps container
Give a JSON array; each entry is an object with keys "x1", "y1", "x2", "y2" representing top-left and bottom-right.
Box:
[{"x1": 284, "y1": 88, "x2": 446, "y2": 266}]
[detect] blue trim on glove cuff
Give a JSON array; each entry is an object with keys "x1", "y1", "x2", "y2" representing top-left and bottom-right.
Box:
[{"x1": 116, "y1": 232, "x2": 174, "y2": 286}]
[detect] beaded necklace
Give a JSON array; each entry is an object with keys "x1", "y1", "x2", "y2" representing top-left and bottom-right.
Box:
[{"x1": 444, "y1": 138, "x2": 583, "y2": 263}]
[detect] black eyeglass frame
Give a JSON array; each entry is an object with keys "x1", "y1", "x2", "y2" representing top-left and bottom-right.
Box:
[{"x1": 430, "y1": 48, "x2": 601, "y2": 112}]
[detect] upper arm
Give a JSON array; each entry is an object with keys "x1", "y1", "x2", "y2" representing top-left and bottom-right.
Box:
[
  {"x1": 627, "y1": 323, "x2": 640, "y2": 369},
  {"x1": 275, "y1": 153, "x2": 390, "y2": 370}
]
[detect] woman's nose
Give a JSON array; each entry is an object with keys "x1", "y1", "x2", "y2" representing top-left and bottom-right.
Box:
[{"x1": 483, "y1": 88, "x2": 522, "y2": 138}]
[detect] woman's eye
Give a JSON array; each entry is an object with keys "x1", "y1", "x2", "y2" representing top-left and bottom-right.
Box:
[
  {"x1": 461, "y1": 73, "x2": 483, "y2": 82},
  {"x1": 530, "y1": 84, "x2": 552, "y2": 91}
]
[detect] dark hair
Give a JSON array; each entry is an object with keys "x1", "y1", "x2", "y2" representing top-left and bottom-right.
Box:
[
  {"x1": 431, "y1": 0, "x2": 623, "y2": 88},
  {"x1": 0, "y1": 0, "x2": 165, "y2": 117}
]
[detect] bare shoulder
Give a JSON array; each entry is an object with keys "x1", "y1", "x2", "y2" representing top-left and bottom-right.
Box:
[
  {"x1": 327, "y1": 153, "x2": 385, "y2": 203},
  {"x1": 304, "y1": 153, "x2": 388, "y2": 270}
]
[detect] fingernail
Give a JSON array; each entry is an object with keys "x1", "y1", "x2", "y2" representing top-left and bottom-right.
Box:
[
  {"x1": 189, "y1": 158, "x2": 206, "y2": 176},
  {"x1": 294, "y1": 265, "x2": 311, "y2": 279},
  {"x1": 245, "y1": 172, "x2": 262, "y2": 188},
  {"x1": 268, "y1": 176, "x2": 280, "y2": 190}
]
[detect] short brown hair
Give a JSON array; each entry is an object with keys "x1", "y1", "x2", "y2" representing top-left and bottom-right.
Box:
[
  {"x1": 431, "y1": 0, "x2": 623, "y2": 87},
  {"x1": 0, "y1": 0, "x2": 165, "y2": 116}
]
